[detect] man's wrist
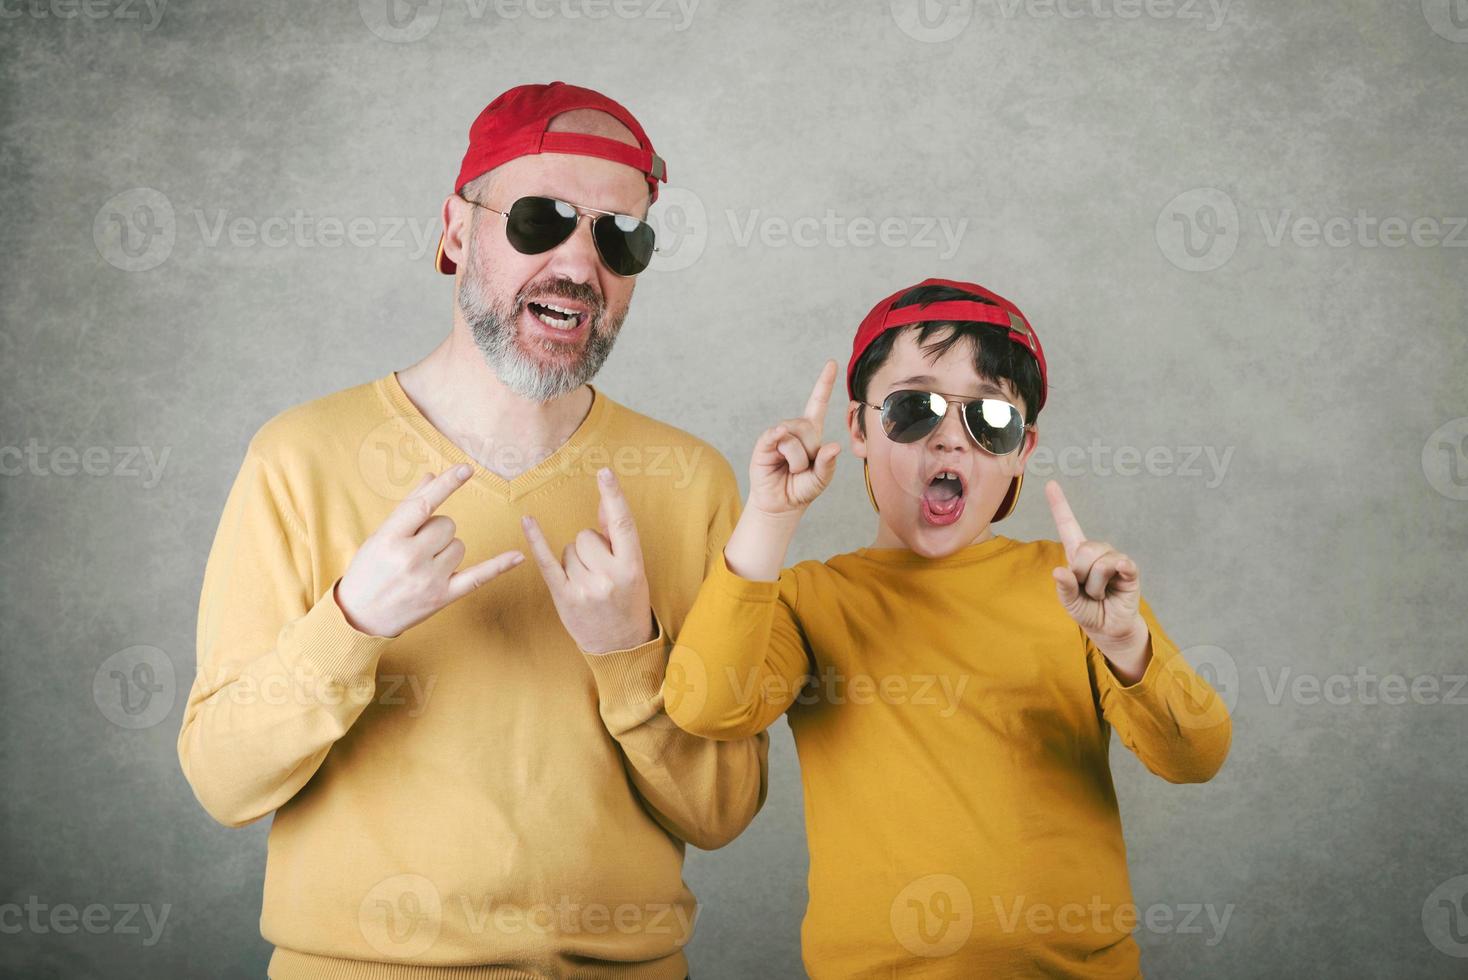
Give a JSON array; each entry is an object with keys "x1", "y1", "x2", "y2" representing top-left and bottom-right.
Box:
[{"x1": 582, "y1": 609, "x2": 660, "y2": 656}]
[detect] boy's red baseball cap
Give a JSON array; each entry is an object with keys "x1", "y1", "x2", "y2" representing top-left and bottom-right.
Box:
[
  {"x1": 434, "y1": 81, "x2": 667, "y2": 275},
  {"x1": 847, "y1": 277, "x2": 1048, "y2": 521}
]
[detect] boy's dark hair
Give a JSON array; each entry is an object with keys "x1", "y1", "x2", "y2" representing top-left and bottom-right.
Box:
[{"x1": 850, "y1": 284, "x2": 1044, "y2": 437}]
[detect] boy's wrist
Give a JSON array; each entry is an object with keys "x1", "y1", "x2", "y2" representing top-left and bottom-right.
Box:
[
  {"x1": 744, "y1": 503, "x2": 806, "y2": 533},
  {"x1": 723, "y1": 505, "x2": 802, "y2": 581},
  {"x1": 1095, "y1": 624, "x2": 1153, "y2": 686}
]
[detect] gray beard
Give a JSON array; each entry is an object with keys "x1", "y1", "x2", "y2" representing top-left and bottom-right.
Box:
[{"x1": 459, "y1": 265, "x2": 625, "y2": 404}]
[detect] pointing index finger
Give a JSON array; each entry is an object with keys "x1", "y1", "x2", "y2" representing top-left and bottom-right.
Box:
[
  {"x1": 803, "y1": 360, "x2": 838, "y2": 430},
  {"x1": 520, "y1": 514, "x2": 569, "y2": 593},
  {"x1": 385, "y1": 464, "x2": 472, "y2": 536},
  {"x1": 596, "y1": 467, "x2": 642, "y2": 561},
  {"x1": 1045, "y1": 479, "x2": 1087, "y2": 560}
]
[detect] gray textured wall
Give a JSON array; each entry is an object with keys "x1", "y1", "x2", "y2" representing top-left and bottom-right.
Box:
[{"x1": 2, "y1": 1, "x2": 1466, "y2": 977}]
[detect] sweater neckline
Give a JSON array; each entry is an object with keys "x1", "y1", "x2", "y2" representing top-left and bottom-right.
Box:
[
  {"x1": 854, "y1": 533, "x2": 1019, "y2": 568},
  {"x1": 374, "y1": 370, "x2": 613, "y2": 502}
]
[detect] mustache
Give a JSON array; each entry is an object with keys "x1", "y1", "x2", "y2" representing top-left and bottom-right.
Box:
[{"x1": 514, "y1": 277, "x2": 604, "y2": 321}]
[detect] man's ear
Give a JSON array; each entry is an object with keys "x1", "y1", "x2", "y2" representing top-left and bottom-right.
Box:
[
  {"x1": 441, "y1": 194, "x2": 472, "y2": 272},
  {"x1": 846, "y1": 402, "x2": 868, "y2": 460}
]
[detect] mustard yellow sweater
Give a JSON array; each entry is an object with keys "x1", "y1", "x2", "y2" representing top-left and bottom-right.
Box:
[
  {"x1": 179, "y1": 372, "x2": 769, "y2": 980},
  {"x1": 665, "y1": 534, "x2": 1231, "y2": 978}
]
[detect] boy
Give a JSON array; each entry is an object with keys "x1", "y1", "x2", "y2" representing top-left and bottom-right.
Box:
[{"x1": 662, "y1": 278, "x2": 1231, "y2": 977}]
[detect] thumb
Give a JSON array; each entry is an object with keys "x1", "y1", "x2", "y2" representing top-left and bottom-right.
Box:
[
  {"x1": 1052, "y1": 566, "x2": 1082, "y2": 608},
  {"x1": 814, "y1": 442, "x2": 841, "y2": 484}
]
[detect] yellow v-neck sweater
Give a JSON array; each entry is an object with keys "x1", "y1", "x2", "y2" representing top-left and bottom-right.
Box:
[
  {"x1": 665, "y1": 535, "x2": 1232, "y2": 978},
  {"x1": 179, "y1": 372, "x2": 768, "y2": 980}
]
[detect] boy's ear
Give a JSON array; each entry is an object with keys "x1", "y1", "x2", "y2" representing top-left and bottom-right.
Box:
[
  {"x1": 846, "y1": 402, "x2": 867, "y2": 460},
  {"x1": 1007, "y1": 426, "x2": 1038, "y2": 476}
]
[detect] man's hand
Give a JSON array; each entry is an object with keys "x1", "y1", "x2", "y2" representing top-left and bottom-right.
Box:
[
  {"x1": 336, "y1": 465, "x2": 527, "y2": 638},
  {"x1": 748, "y1": 359, "x2": 842, "y2": 519},
  {"x1": 1045, "y1": 479, "x2": 1152, "y2": 683},
  {"x1": 521, "y1": 467, "x2": 656, "y2": 655}
]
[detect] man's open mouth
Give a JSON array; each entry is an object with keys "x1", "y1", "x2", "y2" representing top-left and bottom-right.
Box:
[{"x1": 526, "y1": 300, "x2": 587, "y2": 331}]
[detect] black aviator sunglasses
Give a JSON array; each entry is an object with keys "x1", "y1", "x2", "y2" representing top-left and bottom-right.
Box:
[
  {"x1": 858, "y1": 389, "x2": 1028, "y2": 456},
  {"x1": 459, "y1": 193, "x2": 657, "y2": 277}
]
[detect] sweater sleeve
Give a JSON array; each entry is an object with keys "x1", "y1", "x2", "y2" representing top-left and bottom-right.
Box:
[
  {"x1": 1088, "y1": 597, "x2": 1233, "y2": 784},
  {"x1": 576, "y1": 471, "x2": 771, "y2": 852},
  {"x1": 662, "y1": 549, "x2": 814, "y2": 742},
  {"x1": 178, "y1": 448, "x2": 394, "y2": 828}
]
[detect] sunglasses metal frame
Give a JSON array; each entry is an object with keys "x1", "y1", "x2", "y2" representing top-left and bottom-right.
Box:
[
  {"x1": 457, "y1": 193, "x2": 657, "y2": 277},
  {"x1": 857, "y1": 388, "x2": 1029, "y2": 457}
]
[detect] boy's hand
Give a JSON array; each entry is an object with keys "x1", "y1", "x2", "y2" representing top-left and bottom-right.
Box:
[
  {"x1": 521, "y1": 468, "x2": 657, "y2": 656},
  {"x1": 748, "y1": 359, "x2": 842, "y2": 519},
  {"x1": 1045, "y1": 479, "x2": 1152, "y2": 683}
]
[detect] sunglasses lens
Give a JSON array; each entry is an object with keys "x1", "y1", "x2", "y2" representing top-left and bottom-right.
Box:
[
  {"x1": 965, "y1": 399, "x2": 1025, "y2": 455},
  {"x1": 504, "y1": 197, "x2": 578, "y2": 255},
  {"x1": 592, "y1": 213, "x2": 656, "y2": 276},
  {"x1": 881, "y1": 391, "x2": 944, "y2": 444}
]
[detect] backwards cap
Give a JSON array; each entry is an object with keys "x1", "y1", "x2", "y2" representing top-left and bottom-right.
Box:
[
  {"x1": 847, "y1": 277, "x2": 1048, "y2": 523},
  {"x1": 435, "y1": 81, "x2": 667, "y2": 275}
]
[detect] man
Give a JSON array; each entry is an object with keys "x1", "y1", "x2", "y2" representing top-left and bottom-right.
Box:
[{"x1": 178, "y1": 81, "x2": 768, "y2": 980}]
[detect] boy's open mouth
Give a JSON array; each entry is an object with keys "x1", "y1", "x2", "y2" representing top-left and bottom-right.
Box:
[
  {"x1": 921, "y1": 469, "x2": 966, "y2": 526},
  {"x1": 526, "y1": 300, "x2": 587, "y2": 331}
]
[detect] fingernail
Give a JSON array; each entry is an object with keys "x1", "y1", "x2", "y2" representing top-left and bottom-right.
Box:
[
  {"x1": 455, "y1": 464, "x2": 471, "y2": 479},
  {"x1": 598, "y1": 467, "x2": 612, "y2": 483}
]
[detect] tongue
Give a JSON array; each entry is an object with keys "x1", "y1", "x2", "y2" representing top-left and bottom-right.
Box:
[{"x1": 926, "y1": 479, "x2": 959, "y2": 502}]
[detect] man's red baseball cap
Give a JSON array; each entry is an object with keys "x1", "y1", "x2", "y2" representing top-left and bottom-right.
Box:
[
  {"x1": 434, "y1": 81, "x2": 667, "y2": 275},
  {"x1": 847, "y1": 277, "x2": 1048, "y2": 522}
]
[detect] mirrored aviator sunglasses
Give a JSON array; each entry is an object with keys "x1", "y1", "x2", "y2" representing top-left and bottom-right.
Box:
[
  {"x1": 867, "y1": 389, "x2": 1027, "y2": 456},
  {"x1": 466, "y1": 194, "x2": 657, "y2": 277}
]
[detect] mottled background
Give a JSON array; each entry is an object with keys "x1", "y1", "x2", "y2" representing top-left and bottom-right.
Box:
[{"x1": 2, "y1": 0, "x2": 1466, "y2": 977}]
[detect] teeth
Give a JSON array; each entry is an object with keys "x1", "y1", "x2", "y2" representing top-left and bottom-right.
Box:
[
  {"x1": 537, "y1": 302, "x2": 578, "y2": 317},
  {"x1": 534, "y1": 311, "x2": 578, "y2": 330}
]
